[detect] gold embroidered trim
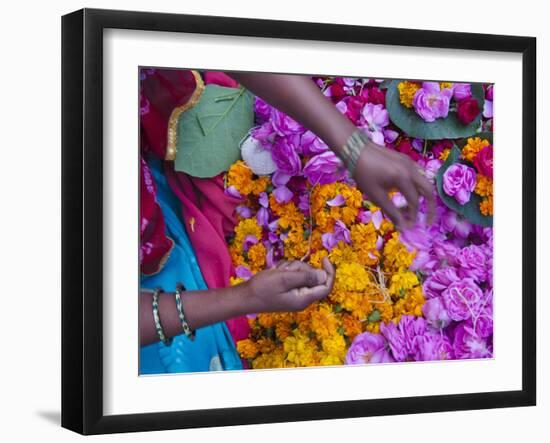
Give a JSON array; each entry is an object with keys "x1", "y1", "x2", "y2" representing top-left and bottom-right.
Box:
[
  {"x1": 165, "y1": 70, "x2": 205, "y2": 161},
  {"x1": 141, "y1": 237, "x2": 175, "y2": 277}
]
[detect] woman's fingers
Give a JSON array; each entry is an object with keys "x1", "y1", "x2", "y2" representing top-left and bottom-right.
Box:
[
  {"x1": 414, "y1": 173, "x2": 436, "y2": 224},
  {"x1": 398, "y1": 176, "x2": 420, "y2": 227},
  {"x1": 276, "y1": 269, "x2": 327, "y2": 292},
  {"x1": 371, "y1": 188, "x2": 405, "y2": 230}
]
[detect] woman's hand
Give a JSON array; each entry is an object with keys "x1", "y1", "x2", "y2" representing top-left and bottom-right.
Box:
[
  {"x1": 354, "y1": 140, "x2": 436, "y2": 229},
  {"x1": 244, "y1": 258, "x2": 335, "y2": 313}
]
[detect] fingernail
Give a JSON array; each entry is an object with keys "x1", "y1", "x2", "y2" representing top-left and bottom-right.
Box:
[{"x1": 315, "y1": 270, "x2": 327, "y2": 284}]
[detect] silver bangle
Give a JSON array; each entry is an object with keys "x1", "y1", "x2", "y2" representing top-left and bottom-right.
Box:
[
  {"x1": 175, "y1": 283, "x2": 195, "y2": 340},
  {"x1": 338, "y1": 130, "x2": 368, "y2": 175}
]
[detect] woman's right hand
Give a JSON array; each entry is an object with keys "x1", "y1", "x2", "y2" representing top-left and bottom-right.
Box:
[{"x1": 244, "y1": 258, "x2": 335, "y2": 313}]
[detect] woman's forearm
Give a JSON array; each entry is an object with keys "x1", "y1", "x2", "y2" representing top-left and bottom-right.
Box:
[
  {"x1": 139, "y1": 285, "x2": 250, "y2": 346},
  {"x1": 232, "y1": 73, "x2": 357, "y2": 153}
]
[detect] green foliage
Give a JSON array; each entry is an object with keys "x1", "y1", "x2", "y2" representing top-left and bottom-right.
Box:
[{"x1": 174, "y1": 85, "x2": 254, "y2": 177}]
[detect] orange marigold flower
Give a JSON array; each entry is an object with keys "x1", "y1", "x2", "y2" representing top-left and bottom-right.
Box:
[
  {"x1": 462, "y1": 137, "x2": 490, "y2": 162},
  {"x1": 397, "y1": 81, "x2": 421, "y2": 108},
  {"x1": 475, "y1": 174, "x2": 493, "y2": 198},
  {"x1": 237, "y1": 339, "x2": 259, "y2": 359},
  {"x1": 480, "y1": 196, "x2": 494, "y2": 216}
]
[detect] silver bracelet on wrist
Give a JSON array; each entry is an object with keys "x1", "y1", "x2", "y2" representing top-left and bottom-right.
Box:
[{"x1": 338, "y1": 130, "x2": 369, "y2": 175}]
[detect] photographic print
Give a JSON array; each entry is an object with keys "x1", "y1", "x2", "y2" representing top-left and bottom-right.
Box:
[{"x1": 138, "y1": 69, "x2": 494, "y2": 374}]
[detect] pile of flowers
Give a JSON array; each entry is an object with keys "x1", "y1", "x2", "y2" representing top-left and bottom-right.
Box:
[{"x1": 224, "y1": 77, "x2": 494, "y2": 368}]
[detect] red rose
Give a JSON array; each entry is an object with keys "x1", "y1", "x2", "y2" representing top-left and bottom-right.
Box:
[
  {"x1": 395, "y1": 138, "x2": 421, "y2": 161},
  {"x1": 473, "y1": 144, "x2": 493, "y2": 179},
  {"x1": 363, "y1": 86, "x2": 386, "y2": 106},
  {"x1": 456, "y1": 97, "x2": 480, "y2": 125}
]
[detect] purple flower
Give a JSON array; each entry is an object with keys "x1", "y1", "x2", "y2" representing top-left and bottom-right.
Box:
[
  {"x1": 453, "y1": 83, "x2": 472, "y2": 101},
  {"x1": 443, "y1": 163, "x2": 477, "y2": 205},
  {"x1": 422, "y1": 297, "x2": 452, "y2": 329},
  {"x1": 271, "y1": 138, "x2": 302, "y2": 176},
  {"x1": 258, "y1": 192, "x2": 269, "y2": 208},
  {"x1": 383, "y1": 128, "x2": 399, "y2": 144},
  {"x1": 453, "y1": 323, "x2": 492, "y2": 359},
  {"x1": 272, "y1": 171, "x2": 291, "y2": 187},
  {"x1": 423, "y1": 267, "x2": 460, "y2": 299},
  {"x1": 327, "y1": 194, "x2": 345, "y2": 207},
  {"x1": 301, "y1": 130, "x2": 329, "y2": 156},
  {"x1": 414, "y1": 331, "x2": 454, "y2": 361},
  {"x1": 256, "y1": 207, "x2": 269, "y2": 227},
  {"x1": 273, "y1": 185, "x2": 293, "y2": 204},
  {"x1": 456, "y1": 244, "x2": 488, "y2": 282},
  {"x1": 380, "y1": 321, "x2": 408, "y2": 361},
  {"x1": 361, "y1": 103, "x2": 389, "y2": 145},
  {"x1": 236, "y1": 205, "x2": 253, "y2": 218},
  {"x1": 270, "y1": 109, "x2": 303, "y2": 136},
  {"x1": 423, "y1": 159, "x2": 442, "y2": 183},
  {"x1": 357, "y1": 209, "x2": 383, "y2": 229},
  {"x1": 321, "y1": 220, "x2": 350, "y2": 251},
  {"x1": 413, "y1": 82, "x2": 453, "y2": 122},
  {"x1": 243, "y1": 235, "x2": 259, "y2": 251},
  {"x1": 483, "y1": 100, "x2": 493, "y2": 119},
  {"x1": 235, "y1": 265, "x2": 253, "y2": 280},
  {"x1": 254, "y1": 97, "x2": 272, "y2": 123},
  {"x1": 442, "y1": 278, "x2": 483, "y2": 321},
  {"x1": 303, "y1": 151, "x2": 346, "y2": 185},
  {"x1": 345, "y1": 332, "x2": 394, "y2": 365},
  {"x1": 225, "y1": 185, "x2": 242, "y2": 199},
  {"x1": 440, "y1": 209, "x2": 472, "y2": 238}
]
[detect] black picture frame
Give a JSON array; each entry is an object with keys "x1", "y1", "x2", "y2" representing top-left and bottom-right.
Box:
[{"x1": 62, "y1": 8, "x2": 537, "y2": 435}]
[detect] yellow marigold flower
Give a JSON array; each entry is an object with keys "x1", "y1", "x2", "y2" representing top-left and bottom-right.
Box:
[
  {"x1": 335, "y1": 262, "x2": 370, "y2": 292},
  {"x1": 229, "y1": 276, "x2": 244, "y2": 286},
  {"x1": 342, "y1": 313, "x2": 363, "y2": 339},
  {"x1": 283, "y1": 331, "x2": 318, "y2": 366},
  {"x1": 321, "y1": 334, "x2": 346, "y2": 361},
  {"x1": 439, "y1": 148, "x2": 451, "y2": 161},
  {"x1": 383, "y1": 232, "x2": 416, "y2": 272},
  {"x1": 475, "y1": 174, "x2": 493, "y2": 198},
  {"x1": 234, "y1": 218, "x2": 262, "y2": 244},
  {"x1": 257, "y1": 338, "x2": 277, "y2": 354},
  {"x1": 351, "y1": 223, "x2": 379, "y2": 266},
  {"x1": 480, "y1": 196, "x2": 494, "y2": 216},
  {"x1": 440, "y1": 82, "x2": 453, "y2": 90},
  {"x1": 248, "y1": 242, "x2": 266, "y2": 271},
  {"x1": 252, "y1": 176, "x2": 270, "y2": 195},
  {"x1": 351, "y1": 223, "x2": 377, "y2": 249},
  {"x1": 310, "y1": 304, "x2": 340, "y2": 341},
  {"x1": 389, "y1": 271, "x2": 420, "y2": 297},
  {"x1": 393, "y1": 286, "x2": 426, "y2": 320},
  {"x1": 319, "y1": 353, "x2": 344, "y2": 366},
  {"x1": 462, "y1": 137, "x2": 490, "y2": 162},
  {"x1": 237, "y1": 339, "x2": 259, "y2": 359},
  {"x1": 275, "y1": 321, "x2": 293, "y2": 340},
  {"x1": 308, "y1": 249, "x2": 328, "y2": 269},
  {"x1": 257, "y1": 313, "x2": 276, "y2": 329},
  {"x1": 397, "y1": 81, "x2": 420, "y2": 108},
  {"x1": 283, "y1": 227, "x2": 309, "y2": 260},
  {"x1": 329, "y1": 242, "x2": 359, "y2": 266},
  {"x1": 252, "y1": 348, "x2": 286, "y2": 369},
  {"x1": 227, "y1": 161, "x2": 255, "y2": 196}
]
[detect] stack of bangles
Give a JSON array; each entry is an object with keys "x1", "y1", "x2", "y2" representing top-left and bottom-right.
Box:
[
  {"x1": 151, "y1": 284, "x2": 195, "y2": 345},
  {"x1": 337, "y1": 129, "x2": 369, "y2": 175}
]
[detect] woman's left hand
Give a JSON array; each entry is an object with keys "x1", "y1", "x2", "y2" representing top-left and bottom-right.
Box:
[{"x1": 243, "y1": 258, "x2": 336, "y2": 313}]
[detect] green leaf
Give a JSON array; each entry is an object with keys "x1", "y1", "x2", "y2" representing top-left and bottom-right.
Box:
[
  {"x1": 386, "y1": 80, "x2": 485, "y2": 140},
  {"x1": 174, "y1": 85, "x2": 254, "y2": 178},
  {"x1": 435, "y1": 146, "x2": 493, "y2": 227}
]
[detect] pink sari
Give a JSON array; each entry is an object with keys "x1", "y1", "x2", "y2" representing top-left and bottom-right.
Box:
[{"x1": 140, "y1": 68, "x2": 250, "y2": 344}]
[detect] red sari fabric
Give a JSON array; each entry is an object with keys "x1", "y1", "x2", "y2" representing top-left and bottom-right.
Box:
[{"x1": 140, "y1": 68, "x2": 250, "y2": 344}]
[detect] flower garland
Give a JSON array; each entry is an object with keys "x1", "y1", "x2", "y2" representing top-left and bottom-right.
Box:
[{"x1": 225, "y1": 76, "x2": 494, "y2": 368}]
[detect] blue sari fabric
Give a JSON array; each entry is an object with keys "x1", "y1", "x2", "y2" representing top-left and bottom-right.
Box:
[{"x1": 140, "y1": 160, "x2": 242, "y2": 374}]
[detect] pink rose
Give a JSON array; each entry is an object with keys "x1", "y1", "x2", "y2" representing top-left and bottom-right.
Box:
[{"x1": 442, "y1": 163, "x2": 477, "y2": 205}]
